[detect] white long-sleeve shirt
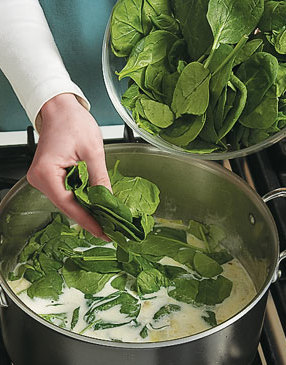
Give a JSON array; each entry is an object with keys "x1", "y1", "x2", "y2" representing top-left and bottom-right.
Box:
[{"x1": 0, "y1": 0, "x2": 90, "y2": 132}]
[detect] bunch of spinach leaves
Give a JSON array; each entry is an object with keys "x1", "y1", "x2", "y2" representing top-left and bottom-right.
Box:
[
  {"x1": 110, "y1": 0, "x2": 286, "y2": 154},
  {"x1": 9, "y1": 212, "x2": 233, "y2": 337},
  {"x1": 65, "y1": 160, "x2": 160, "y2": 241}
]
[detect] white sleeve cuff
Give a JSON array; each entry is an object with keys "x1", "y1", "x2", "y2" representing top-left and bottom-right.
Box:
[{"x1": 30, "y1": 79, "x2": 90, "y2": 133}]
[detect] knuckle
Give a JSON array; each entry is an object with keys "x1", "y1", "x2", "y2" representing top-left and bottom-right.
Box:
[
  {"x1": 96, "y1": 175, "x2": 111, "y2": 188},
  {"x1": 26, "y1": 165, "x2": 42, "y2": 187}
]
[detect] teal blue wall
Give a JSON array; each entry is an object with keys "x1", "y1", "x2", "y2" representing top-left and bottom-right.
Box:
[{"x1": 0, "y1": 0, "x2": 122, "y2": 131}]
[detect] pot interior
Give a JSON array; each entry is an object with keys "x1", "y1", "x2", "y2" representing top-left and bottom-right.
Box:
[{"x1": 0, "y1": 144, "x2": 278, "y2": 296}]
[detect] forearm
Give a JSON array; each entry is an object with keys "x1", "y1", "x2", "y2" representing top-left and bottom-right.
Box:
[{"x1": 0, "y1": 0, "x2": 89, "y2": 132}]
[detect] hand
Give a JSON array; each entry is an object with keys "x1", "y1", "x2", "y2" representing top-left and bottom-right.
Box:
[{"x1": 27, "y1": 93, "x2": 111, "y2": 240}]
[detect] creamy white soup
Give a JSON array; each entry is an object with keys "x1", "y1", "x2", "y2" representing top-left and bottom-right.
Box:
[{"x1": 8, "y1": 220, "x2": 256, "y2": 343}]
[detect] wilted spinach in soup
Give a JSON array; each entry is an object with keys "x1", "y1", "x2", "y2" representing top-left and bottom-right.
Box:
[
  {"x1": 8, "y1": 161, "x2": 256, "y2": 342},
  {"x1": 110, "y1": 0, "x2": 286, "y2": 154}
]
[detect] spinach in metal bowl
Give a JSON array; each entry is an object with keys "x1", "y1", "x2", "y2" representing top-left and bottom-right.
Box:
[{"x1": 108, "y1": 0, "x2": 286, "y2": 156}]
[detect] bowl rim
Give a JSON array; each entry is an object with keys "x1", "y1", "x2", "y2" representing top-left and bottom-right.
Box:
[
  {"x1": 0, "y1": 143, "x2": 280, "y2": 348},
  {"x1": 102, "y1": 17, "x2": 286, "y2": 161}
]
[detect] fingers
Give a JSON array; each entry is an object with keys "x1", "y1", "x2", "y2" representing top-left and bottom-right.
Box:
[
  {"x1": 27, "y1": 165, "x2": 109, "y2": 241},
  {"x1": 83, "y1": 149, "x2": 112, "y2": 191}
]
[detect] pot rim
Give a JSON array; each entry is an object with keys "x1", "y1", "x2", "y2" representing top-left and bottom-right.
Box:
[{"x1": 0, "y1": 143, "x2": 280, "y2": 348}]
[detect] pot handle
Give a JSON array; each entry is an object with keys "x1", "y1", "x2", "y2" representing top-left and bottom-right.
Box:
[
  {"x1": 0, "y1": 285, "x2": 8, "y2": 308},
  {"x1": 262, "y1": 188, "x2": 286, "y2": 283},
  {"x1": 272, "y1": 251, "x2": 286, "y2": 283},
  {"x1": 262, "y1": 187, "x2": 286, "y2": 203}
]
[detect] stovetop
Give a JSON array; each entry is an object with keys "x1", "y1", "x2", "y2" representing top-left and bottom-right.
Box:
[{"x1": 0, "y1": 126, "x2": 285, "y2": 365}]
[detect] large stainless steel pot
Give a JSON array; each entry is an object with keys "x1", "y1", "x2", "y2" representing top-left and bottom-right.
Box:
[{"x1": 0, "y1": 144, "x2": 285, "y2": 365}]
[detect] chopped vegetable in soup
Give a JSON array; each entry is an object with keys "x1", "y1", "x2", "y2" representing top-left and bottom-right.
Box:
[{"x1": 8, "y1": 218, "x2": 256, "y2": 342}]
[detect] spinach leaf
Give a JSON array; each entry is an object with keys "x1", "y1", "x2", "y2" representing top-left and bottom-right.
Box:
[
  {"x1": 116, "y1": 246, "x2": 131, "y2": 264},
  {"x1": 140, "y1": 325, "x2": 149, "y2": 338},
  {"x1": 153, "y1": 224, "x2": 187, "y2": 242},
  {"x1": 111, "y1": 274, "x2": 128, "y2": 291},
  {"x1": 84, "y1": 291, "x2": 140, "y2": 327},
  {"x1": 206, "y1": 250, "x2": 233, "y2": 265},
  {"x1": 88, "y1": 185, "x2": 133, "y2": 223},
  {"x1": 196, "y1": 275, "x2": 233, "y2": 305},
  {"x1": 82, "y1": 230, "x2": 109, "y2": 246},
  {"x1": 140, "y1": 213, "x2": 155, "y2": 238},
  {"x1": 139, "y1": 233, "x2": 196, "y2": 267},
  {"x1": 66, "y1": 161, "x2": 160, "y2": 241},
  {"x1": 202, "y1": 311, "x2": 217, "y2": 327},
  {"x1": 144, "y1": 0, "x2": 171, "y2": 17},
  {"x1": 172, "y1": 0, "x2": 213, "y2": 61},
  {"x1": 151, "y1": 14, "x2": 180, "y2": 34},
  {"x1": 111, "y1": 172, "x2": 160, "y2": 218},
  {"x1": 144, "y1": 60, "x2": 168, "y2": 100},
  {"x1": 65, "y1": 161, "x2": 90, "y2": 206},
  {"x1": 198, "y1": 105, "x2": 219, "y2": 144},
  {"x1": 168, "y1": 39, "x2": 189, "y2": 72},
  {"x1": 136, "y1": 268, "x2": 169, "y2": 294},
  {"x1": 233, "y1": 39, "x2": 264, "y2": 67},
  {"x1": 71, "y1": 307, "x2": 80, "y2": 330},
  {"x1": 121, "y1": 83, "x2": 141, "y2": 110},
  {"x1": 207, "y1": 43, "x2": 234, "y2": 108},
  {"x1": 188, "y1": 220, "x2": 226, "y2": 252},
  {"x1": 122, "y1": 255, "x2": 155, "y2": 278},
  {"x1": 188, "y1": 220, "x2": 209, "y2": 241},
  {"x1": 142, "y1": 0, "x2": 171, "y2": 35},
  {"x1": 206, "y1": 224, "x2": 227, "y2": 251},
  {"x1": 160, "y1": 114, "x2": 206, "y2": 147},
  {"x1": 171, "y1": 62, "x2": 211, "y2": 117},
  {"x1": 82, "y1": 320, "x2": 132, "y2": 333},
  {"x1": 217, "y1": 74, "x2": 247, "y2": 141},
  {"x1": 185, "y1": 139, "x2": 221, "y2": 154},
  {"x1": 162, "y1": 265, "x2": 188, "y2": 280},
  {"x1": 40, "y1": 312, "x2": 67, "y2": 329},
  {"x1": 110, "y1": 0, "x2": 144, "y2": 57},
  {"x1": 135, "y1": 96, "x2": 175, "y2": 128},
  {"x1": 162, "y1": 71, "x2": 180, "y2": 106},
  {"x1": 207, "y1": 0, "x2": 264, "y2": 47},
  {"x1": 62, "y1": 259, "x2": 114, "y2": 295},
  {"x1": 90, "y1": 204, "x2": 145, "y2": 241},
  {"x1": 133, "y1": 111, "x2": 162, "y2": 135},
  {"x1": 24, "y1": 267, "x2": 43, "y2": 283},
  {"x1": 108, "y1": 159, "x2": 124, "y2": 186},
  {"x1": 222, "y1": 87, "x2": 237, "y2": 122},
  {"x1": 275, "y1": 63, "x2": 286, "y2": 97},
  {"x1": 19, "y1": 229, "x2": 44, "y2": 262},
  {"x1": 153, "y1": 304, "x2": 181, "y2": 320},
  {"x1": 214, "y1": 86, "x2": 228, "y2": 131},
  {"x1": 67, "y1": 247, "x2": 121, "y2": 274},
  {"x1": 27, "y1": 271, "x2": 63, "y2": 300},
  {"x1": 8, "y1": 264, "x2": 29, "y2": 281},
  {"x1": 168, "y1": 277, "x2": 199, "y2": 303},
  {"x1": 193, "y1": 252, "x2": 223, "y2": 278},
  {"x1": 258, "y1": 1, "x2": 286, "y2": 32},
  {"x1": 271, "y1": 28, "x2": 286, "y2": 55},
  {"x1": 117, "y1": 30, "x2": 178, "y2": 81},
  {"x1": 239, "y1": 85, "x2": 278, "y2": 129},
  {"x1": 236, "y1": 52, "x2": 278, "y2": 115},
  {"x1": 38, "y1": 253, "x2": 62, "y2": 274}
]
